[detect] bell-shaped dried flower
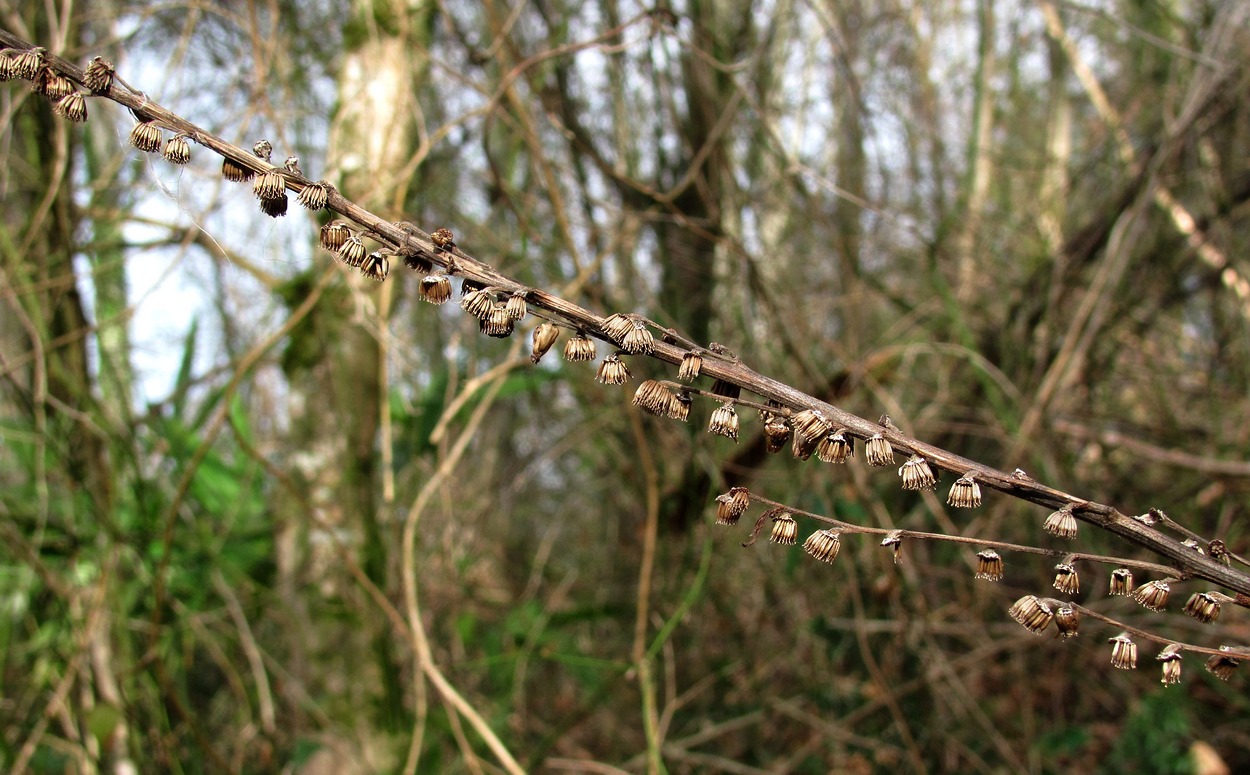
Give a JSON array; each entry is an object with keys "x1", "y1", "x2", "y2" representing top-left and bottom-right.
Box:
[
  {"x1": 1053, "y1": 603, "x2": 1080, "y2": 638},
  {"x1": 678, "y1": 351, "x2": 703, "y2": 381},
  {"x1": 0, "y1": 54, "x2": 15, "y2": 81},
  {"x1": 12, "y1": 47, "x2": 44, "y2": 80},
  {"x1": 596, "y1": 354, "x2": 631, "y2": 385},
  {"x1": 403, "y1": 252, "x2": 432, "y2": 273},
  {"x1": 530, "y1": 322, "x2": 560, "y2": 364},
  {"x1": 815, "y1": 430, "x2": 853, "y2": 464},
  {"x1": 864, "y1": 433, "x2": 894, "y2": 466},
  {"x1": 1008, "y1": 595, "x2": 1053, "y2": 635},
  {"x1": 1132, "y1": 579, "x2": 1170, "y2": 612},
  {"x1": 1052, "y1": 563, "x2": 1080, "y2": 595},
  {"x1": 1157, "y1": 644, "x2": 1183, "y2": 685},
  {"x1": 129, "y1": 121, "x2": 162, "y2": 153},
  {"x1": 564, "y1": 333, "x2": 596, "y2": 363},
  {"x1": 461, "y1": 287, "x2": 496, "y2": 319},
  {"x1": 54, "y1": 91, "x2": 88, "y2": 123},
  {"x1": 621, "y1": 321, "x2": 654, "y2": 355},
  {"x1": 881, "y1": 530, "x2": 904, "y2": 564},
  {"x1": 600, "y1": 313, "x2": 635, "y2": 344},
  {"x1": 1109, "y1": 633, "x2": 1137, "y2": 669},
  {"x1": 34, "y1": 69, "x2": 74, "y2": 100},
  {"x1": 803, "y1": 529, "x2": 842, "y2": 563},
  {"x1": 337, "y1": 235, "x2": 367, "y2": 268},
  {"x1": 419, "y1": 274, "x2": 453, "y2": 305},
  {"x1": 1109, "y1": 568, "x2": 1133, "y2": 597},
  {"x1": 162, "y1": 135, "x2": 191, "y2": 164},
  {"x1": 708, "y1": 402, "x2": 739, "y2": 442},
  {"x1": 974, "y1": 549, "x2": 1004, "y2": 581},
  {"x1": 82, "y1": 56, "x2": 114, "y2": 92},
  {"x1": 505, "y1": 292, "x2": 528, "y2": 321},
  {"x1": 252, "y1": 139, "x2": 273, "y2": 161},
  {"x1": 715, "y1": 487, "x2": 751, "y2": 526},
  {"x1": 254, "y1": 170, "x2": 286, "y2": 200},
  {"x1": 669, "y1": 393, "x2": 691, "y2": 422},
  {"x1": 898, "y1": 455, "x2": 936, "y2": 491},
  {"x1": 222, "y1": 156, "x2": 255, "y2": 182},
  {"x1": 297, "y1": 181, "x2": 331, "y2": 211},
  {"x1": 1043, "y1": 506, "x2": 1078, "y2": 540},
  {"x1": 431, "y1": 227, "x2": 456, "y2": 251},
  {"x1": 1205, "y1": 649, "x2": 1240, "y2": 682},
  {"x1": 791, "y1": 410, "x2": 832, "y2": 452},
  {"x1": 481, "y1": 304, "x2": 514, "y2": 338},
  {"x1": 259, "y1": 196, "x2": 287, "y2": 218},
  {"x1": 632, "y1": 380, "x2": 677, "y2": 417},
  {"x1": 320, "y1": 221, "x2": 351, "y2": 252},
  {"x1": 361, "y1": 252, "x2": 389, "y2": 282},
  {"x1": 947, "y1": 474, "x2": 981, "y2": 508},
  {"x1": 1208, "y1": 539, "x2": 1230, "y2": 565},
  {"x1": 769, "y1": 513, "x2": 798, "y2": 546},
  {"x1": 763, "y1": 416, "x2": 791, "y2": 454},
  {"x1": 1182, "y1": 591, "x2": 1227, "y2": 624}
]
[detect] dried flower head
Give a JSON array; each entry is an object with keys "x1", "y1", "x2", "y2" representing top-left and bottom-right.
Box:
[
  {"x1": 599, "y1": 313, "x2": 635, "y2": 344},
  {"x1": 505, "y1": 292, "x2": 528, "y2": 321},
  {"x1": 297, "y1": 181, "x2": 332, "y2": 211},
  {"x1": 564, "y1": 333, "x2": 597, "y2": 363},
  {"x1": 320, "y1": 221, "x2": 351, "y2": 252},
  {"x1": 898, "y1": 455, "x2": 937, "y2": 491},
  {"x1": 790, "y1": 410, "x2": 833, "y2": 459},
  {"x1": 1157, "y1": 644, "x2": 1183, "y2": 685},
  {"x1": 254, "y1": 170, "x2": 286, "y2": 201},
  {"x1": 865, "y1": 433, "x2": 895, "y2": 466},
  {"x1": 1053, "y1": 603, "x2": 1080, "y2": 638},
  {"x1": 596, "y1": 354, "x2": 631, "y2": 385},
  {"x1": 337, "y1": 235, "x2": 367, "y2": 268},
  {"x1": 129, "y1": 121, "x2": 162, "y2": 153},
  {"x1": 1132, "y1": 579, "x2": 1170, "y2": 612},
  {"x1": 974, "y1": 549, "x2": 1004, "y2": 581},
  {"x1": 1182, "y1": 591, "x2": 1227, "y2": 624},
  {"x1": 282, "y1": 156, "x2": 302, "y2": 176},
  {"x1": 678, "y1": 352, "x2": 703, "y2": 381},
  {"x1": 361, "y1": 252, "x2": 389, "y2": 282},
  {"x1": 259, "y1": 196, "x2": 287, "y2": 217},
  {"x1": 1109, "y1": 568, "x2": 1133, "y2": 597},
  {"x1": 763, "y1": 416, "x2": 791, "y2": 454},
  {"x1": 530, "y1": 322, "x2": 560, "y2": 364},
  {"x1": 1205, "y1": 649, "x2": 1240, "y2": 682},
  {"x1": 419, "y1": 274, "x2": 453, "y2": 305},
  {"x1": 814, "y1": 430, "x2": 853, "y2": 464},
  {"x1": 222, "y1": 156, "x2": 255, "y2": 182},
  {"x1": 1208, "y1": 539, "x2": 1230, "y2": 565},
  {"x1": 669, "y1": 393, "x2": 692, "y2": 422},
  {"x1": 880, "y1": 530, "x2": 904, "y2": 564},
  {"x1": 769, "y1": 513, "x2": 798, "y2": 546},
  {"x1": 83, "y1": 56, "x2": 114, "y2": 92},
  {"x1": 54, "y1": 91, "x2": 88, "y2": 123},
  {"x1": 461, "y1": 287, "x2": 496, "y2": 319},
  {"x1": 1109, "y1": 633, "x2": 1137, "y2": 669},
  {"x1": 1052, "y1": 563, "x2": 1080, "y2": 595},
  {"x1": 632, "y1": 380, "x2": 677, "y2": 417},
  {"x1": 252, "y1": 139, "x2": 273, "y2": 161},
  {"x1": 402, "y1": 252, "x2": 432, "y2": 273},
  {"x1": 162, "y1": 135, "x2": 191, "y2": 164},
  {"x1": 947, "y1": 474, "x2": 981, "y2": 508},
  {"x1": 1042, "y1": 506, "x2": 1078, "y2": 540},
  {"x1": 708, "y1": 402, "x2": 740, "y2": 442},
  {"x1": 715, "y1": 487, "x2": 751, "y2": 526},
  {"x1": 803, "y1": 529, "x2": 842, "y2": 563},
  {"x1": 12, "y1": 47, "x2": 44, "y2": 80},
  {"x1": 621, "y1": 321, "x2": 654, "y2": 355},
  {"x1": 481, "y1": 304, "x2": 514, "y2": 338},
  {"x1": 431, "y1": 227, "x2": 456, "y2": 251},
  {"x1": 1008, "y1": 595, "x2": 1053, "y2": 634},
  {"x1": 0, "y1": 54, "x2": 15, "y2": 81},
  {"x1": 34, "y1": 69, "x2": 74, "y2": 100}
]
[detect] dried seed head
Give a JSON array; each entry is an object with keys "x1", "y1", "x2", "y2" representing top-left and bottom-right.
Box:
[
  {"x1": 865, "y1": 434, "x2": 895, "y2": 466},
  {"x1": 881, "y1": 530, "x2": 904, "y2": 564},
  {"x1": 129, "y1": 121, "x2": 162, "y2": 153},
  {"x1": 337, "y1": 235, "x2": 367, "y2": 268},
  {"x1": 283, "y1": 156, "x2": 302, "y2": 175},
  {"x1": 763, "y1": 416, "x2": 791, "y2": 454},
  {"x1": 669, "y1": 393, "x2": 691, "y2": 422},
  {"x1": 564, "y1": 333, "x2": 597, "y2": 363},
  {"x1": 82, "y1": 56, "x2": 114, "y2": 92},
  {"x1": 1008, "y1": 595, "x2": 1053, "y2": 635},
  {"x1": 791, "y1": 410, "x2": 833, "y2": 460},
  {"x1": 947, "y1": 474, "x2": 982, "y2": 508},
  {"x1": 12, "y1": 47, "x2": 44, "y2": 80},
  {"x1": 678, "y1": 352, "x2": 703, "y2": 381},
  {"x1": 481, "y1": 304, "x2": 514, "y2": 338},
  {"x1": 461, "y1": 287, "x2": 496, "y2": 319},
  {"x1": 595, "y1": 354, "x2": 631, "y2": 385},
  {"x1": 1205, "y1": 649, "x2": 1240, "y2": 682},
  {"x1": 0, "y1": 54, "x2": 15, "y2": 81},
  {"x1": 54, "y1": 91, "x2": 88, "y2": 123},
  {"x1": 708, "y1": 402, "x2": 740, "y2": 442},
  {"x1": 1053, "y1": 603, "x2": 1080, "y2": 639},
  {"x1": 297, "y1": 181, "x2": 331, "y2": 211},
  {"x1": 505, "y1": 292, "x2": 528, "y2": 321},
  {"x1": 1052, "y1": 563, "x2": 1080, "y2": 595},
  {"x1": 803, "y1": 529, "x2": 842, "y2": 563},
  {"x1": 1132, "y1": 579, "x2": 1170, "y2": 612},
  {"x1": 621, "y1": 321, "x2": 655, "y2": 355},
  {"x1": 815, "y1": 430, "x2": 854, "y2": 464},
  {"x1": 361, "y1": 252, "x2": 389, "y2": 282},
  {"x1": 632, "y1": 380, "x2": 677, "y2": 417},
  {"x1": 1109, "y1": 568, "x2": 1133, "y2": 597},
  {"x1": 259, "y1": 195, "x2": 288, "y2": 218},
  {"x1": 34, "y1": 69, "x2": 74, "y2": 100},
  {"x1": 600, "y1": 313, "x2": 635, "y2": 343},
  {"x1": 254, "y1": 170, "x2": 286, "y2": 200},
  {"x1": 252, "y1": 139, "x2": 273, "y2": 161},
  {"x1": 1182, "y1": 591, "x2": 1227, "y2": 624},
  {"x1": 974, "y1": 549, "x2": 1004, "y2": 581},
  {"x1": 1157, "y1": 644, "x2": 1183, "y2": 686},
  {"x1": 222, "y1": 157, "x2": 255, "y2": 182},
  {"x1": 320, "y1": 221, "x2": 351, "y2": 252},
  {"x1": 1043, "y1": 506, "x2": 1078, "y2": 540},
  {"x1": 1208, "y1": 539, "x2": 1230, "y2": 565},
  {"x1": 530, "y1": 322, "x2": 560, "y2": 364},
  {"x1": 162, "y1": 135, "x2": 191, "y2": 164},
  {"x1": 898, "y1": 455, "x2": 936, "y2": 490},
  {"x1": 715, "y1": 487, "x2": 751, "y2": 526},
  {"x1": 1109, "y1": 633, "x2": 1138, "y2": 669},
  {"x1": 769, "y1": 513, "x2": 798, "y2": 546},
  {"x1": 431, "y1": 227, "x2": 456, "y2": 250},
  {"x1": 419, "y1": 274, "x2": 453, "y2": 305}
]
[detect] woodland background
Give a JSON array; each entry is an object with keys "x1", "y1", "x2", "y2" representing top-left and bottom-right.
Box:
[{"x1": 2, "y1": 0, "x2": 1249, "y2": 772}]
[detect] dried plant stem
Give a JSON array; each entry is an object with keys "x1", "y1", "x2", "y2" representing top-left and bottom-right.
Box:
[
  {"x1": 1067, "y1": 603, "x2": 1250, "y2": 660},
  {"x1": 628, "y1": 410, "x2": 666, "y2": 775}
]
